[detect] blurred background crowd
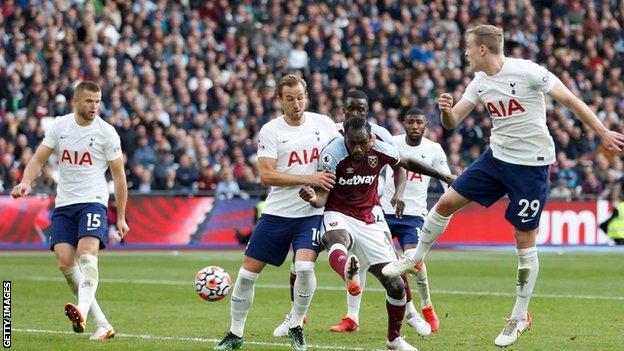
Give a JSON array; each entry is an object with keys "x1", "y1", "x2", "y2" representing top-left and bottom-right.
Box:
[{"x1": 0, "y1": 0, "x2": 623, "y2": 200}]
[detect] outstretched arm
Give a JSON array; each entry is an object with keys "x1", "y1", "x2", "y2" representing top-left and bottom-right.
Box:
[
  {"x1": 10, "y1": 144, "x2": 54, "y2": 198},
  {"x1": 548, "y1": 81, "x2": 624, "y2": 152},
  {"x1": 397, "y1": 153, "x2": 455, "y2": 186},
  {"x1": 258, "y1": 157, "x2": 336, "y2": 191}
]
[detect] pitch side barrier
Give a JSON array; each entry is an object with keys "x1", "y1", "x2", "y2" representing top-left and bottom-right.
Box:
[{"x1": 0, "y1": 193, "x2": 616, "y2": 249}]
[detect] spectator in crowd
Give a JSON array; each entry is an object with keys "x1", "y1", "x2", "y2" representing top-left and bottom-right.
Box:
[{"x1": 215, "y1": 167, "x2": 241, "y2": 199}]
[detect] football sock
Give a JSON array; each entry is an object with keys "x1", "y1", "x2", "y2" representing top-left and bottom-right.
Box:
[
  {"x1": 290, "y1": 261, "x2": 316, "y2": 328},
  {"x1": 289, "y1": 262, "x2": 296, "y2": 304},
  {"x1": 346, "y1": 268, "x2": 367, "y2": 323},
  {"x1": 511, "y1": 246, "x2": 539, "y2": 321},
  {"x1": 386, "y1": 293, "x2": 406, "y2": 342},
  {"x1": 328, "y1": 243, "x2": 349, "y2": 281},
  {"x1": 77, "y1": 254, "x2": 99, "y2": 320},
  {"x1": 407, "y1": 210, "x2": 451, "y2": 263},
  {"x1": 401, "y1": 274, "x2": 417, "y2": 318},
  {"x1": 230, "y1": 267, "x2": 259, "y2": 337},
  {"x1": 62, "y1": 265, "x2": 109, "y2": 327},
  {"x1": 405, "y1": 250, "x2": 432, "y2": 307}
]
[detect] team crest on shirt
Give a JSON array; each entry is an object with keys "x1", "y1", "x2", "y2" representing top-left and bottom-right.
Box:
[
  {"x1": 322, "y1": 154, "x2": 332, "y2": 166},
  {"x1": 368, "y1": 155, "x2": 378, "y2": 168}
]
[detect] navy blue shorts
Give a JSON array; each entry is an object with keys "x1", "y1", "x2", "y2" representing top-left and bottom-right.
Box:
[
  {"x1": 384, "y1": 214, "x2": 424, "y2": 249},
  {"x1": 245, "y1": 214, "x2": 322, "y2": 266},
  {"x1": 451, "y1": 149, "x2": 550, "y2": 231},
  {"x1": 49, "y1": 203, "x2": 108, "y2": 251}
]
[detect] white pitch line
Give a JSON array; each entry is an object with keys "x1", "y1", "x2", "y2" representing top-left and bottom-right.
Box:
[
  {"x1": 13, "y1": 328, "x2": 382, "y2": 351},
  {"x1": 18, "y1": 276, "x2": 624, "y2": 301}
]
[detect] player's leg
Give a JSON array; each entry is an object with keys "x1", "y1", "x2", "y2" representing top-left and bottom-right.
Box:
[
  {"x1": 494, "y1": 163, "x2": 548, "y2": 347},
  {"x1": 217, "y1": 214, "x2": 287, "y2": 349},
  {"x1": 322, "y1": 212, "x2": 361, "y2": 295},
  {"x1": 323, "y1": 229, "x2": 360, "y2": 295},
  {"x1": 273, "y1": 257, "x2": 299, "y2": 337},
  {"x1": 330, "y1": 207, "x2": 388, "y2": 333},
  {"x1": 330, "y1": 261, "x2": 367, "y2": 332},
  {"x1": 383, "y1": 189, "x2": 468, "y2": 277},
  {"x1": 369, "y1": 264, "x2": 416, "y2": 351},
  {"x1": 286, "y1": 215, "x2": 323, "y2": 351},
  {"x1": 384, "y1": 151, "x2": 508, "y2": 277}
]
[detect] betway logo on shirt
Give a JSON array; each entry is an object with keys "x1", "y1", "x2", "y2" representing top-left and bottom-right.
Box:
[{"x1": 338, "y1": 174, "x2": 376, "y2": 186}]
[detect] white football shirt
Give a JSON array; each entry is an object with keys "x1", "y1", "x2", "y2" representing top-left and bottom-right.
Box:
[
  {"x1": 257, "y1": 112, "x2": 340, "y2": 217},
  {"x1": 380, "y1": 136, "x2": 450, "y2": 217},
  {"x1": 41, "y1": 113, "x2": 123, "y2": 208},
  {"x1": 461, "y1": 57, "x2": 559, "y2": 166}
]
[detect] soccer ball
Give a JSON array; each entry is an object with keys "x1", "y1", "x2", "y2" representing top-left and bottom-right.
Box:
[{"x1": 195, "y1": 266, "x2": 232, "y2": 302}]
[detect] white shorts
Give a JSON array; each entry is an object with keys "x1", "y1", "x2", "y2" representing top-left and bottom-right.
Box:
[
  {"x1": 322, "y1": 211, "x2": 397, "y2": 267},
  {"x1": 372, "y1": 205, "x2": 390, "y2": 234}
]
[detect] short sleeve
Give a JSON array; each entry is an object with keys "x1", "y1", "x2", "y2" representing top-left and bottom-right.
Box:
[
  {"x1": 524, "y1": 61, "x2": 559, "y2": 93},
  {"x1": 41, "y1": 119, "x2": 58, "y2": 150},
  {"x1": 257, "y1": 125, "x2": 278, "y2": 159},
  {"x1": 318, "y1": 142, "x2": 341, "y2": 174},
  {"x1": 461, "y1": 76, "x2": 482, "y2": 105},
  {"x1": 105, "y1": 129, "x2": 123, "y2": 161}
]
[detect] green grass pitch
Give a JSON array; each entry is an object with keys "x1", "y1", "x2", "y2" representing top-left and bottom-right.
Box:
[{"x1": 1, "y1": 250, "x2": 623, "y2": 350}]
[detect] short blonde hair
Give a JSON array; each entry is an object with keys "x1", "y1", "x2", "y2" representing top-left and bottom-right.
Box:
[
  {"x1": 276, "y1": 74, "x2": 307, "y2": 98},
  {"x1": 466, "y1": 25, "x2": 504, "y2": 54},
  {"x1": 74, "y1": 81, "x2": 101, "y2": 98}
]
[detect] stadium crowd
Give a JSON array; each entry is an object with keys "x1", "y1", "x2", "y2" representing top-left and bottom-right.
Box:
[{"x1": 0, "y1": 0, "x2": 623, "y2": 199}]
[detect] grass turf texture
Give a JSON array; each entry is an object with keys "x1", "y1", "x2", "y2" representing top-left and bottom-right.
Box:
[{"x1": 1, "y1": 250, "x2": 622, "y2": 350}]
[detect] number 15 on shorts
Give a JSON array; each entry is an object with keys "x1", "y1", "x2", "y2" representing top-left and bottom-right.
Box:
[{"x1": 86, "y1": 213, "x2": 102, "y2": 231}]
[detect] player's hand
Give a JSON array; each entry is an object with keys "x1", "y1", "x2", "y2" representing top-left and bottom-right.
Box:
[
  {"x1": 10, "y1": 183, "x2": 31, "y2": 199},
  {"x1": 599, "y1": 130, "x2": 624, "y2": 152},
  {"x1": 441, "y1": 174, "x2": 456, "y2": 186},
  {"x1": 299, "y1": 186, "x2": 318, "y2": 204},
  {"x1": 438, "y1": 93, "x2": 454, "y2": 113},
  {"x1": 309, "y1": 171, "x2": 336, "y2": 191},
  {"x1": 391, "y1": 195, "x2": 405, "y2": 218},
  {"x1": 116, "y1": 218, "x2": 130, "y2": 239}
]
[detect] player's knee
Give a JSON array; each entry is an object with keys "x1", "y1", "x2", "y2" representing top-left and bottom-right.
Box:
[
  {"x1": 322, "y1": 230, "x2": 351, "y2": 249},
  {"x1": 385, "y1": 277, "x2": 406, "y2": 299},
  {"x1": 294, "y1": 260, "x2": 315, "y2": 272}
]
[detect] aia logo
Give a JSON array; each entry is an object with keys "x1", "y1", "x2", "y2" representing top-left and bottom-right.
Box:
[
  {"x1": 61, "y1": 150, "x2": 93, "y2": 165},
  {"x1": 287, "y1": 148, "x2": 319, "y2": 167},
  {"x1": 486, "y1": 99, "x2": 526, "y2": 117}
]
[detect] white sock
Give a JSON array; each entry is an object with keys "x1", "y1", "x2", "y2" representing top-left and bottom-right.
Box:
[
  {"x1": 290, "y1": 261, "x2": 316, "y2": 328},
  {"x1": 346, "y1": 268, "x2": 367, "y2": 323},
  {"x1": 405, "y1": 300, "x2": 418, "y2": 318},
  {"x1": 62, "y1": 266, "x2": 109, "y2": 327},
  {"x1": 77, "y1": 254, "x2": 99, "y2": 320},
  {"x1": 407, "y1": 210, "x2": 451, "y2": 263},
  {"x1": 230, "y1": 267, "x2": 259, "y2": 337},
  {"x1": 511, "y1": 247, "x2": 539, "y2": 321},
  {"x1": 405, "y1": 249, "x2": 432, "y2": 308}
]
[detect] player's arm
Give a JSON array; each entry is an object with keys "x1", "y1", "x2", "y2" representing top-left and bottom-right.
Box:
[
  {"x1": 299, "y1": 185, "x2": 329, "y2": 208},
  {"x1": 397, "y1": 152, "x2": 455, "y2": 186},
  {"x1": 109, "y1": 157, "x2": 130, "y2": 238},
  {"x1": 391, "y1": 165, "x2": 406, "y2": 217},
  {"x1": 439, "y1": 93, "x2": 476, "y2": 130},
  {"x1": 10, "y1": 144, "x2": 54, "y2": 199},
  {"x1": 548, "y1": 81, "x2": 624, "y2": 152},
  {"x1": 258, "y1": 157, "x2": 336, "y2": 191}
]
